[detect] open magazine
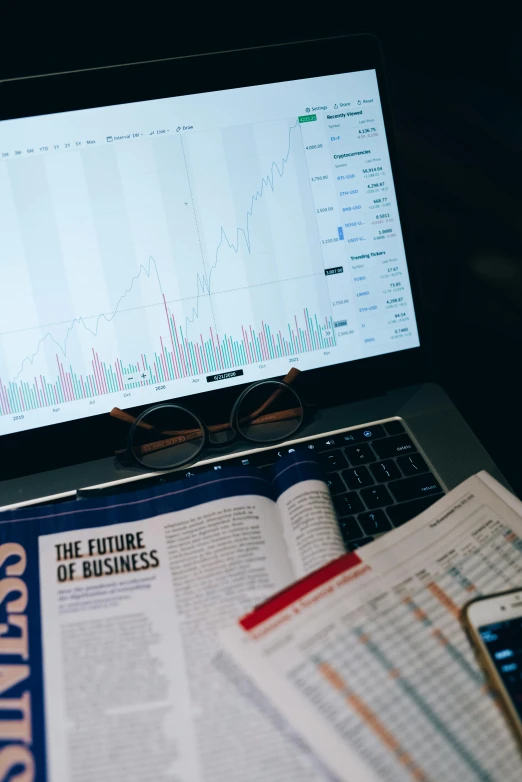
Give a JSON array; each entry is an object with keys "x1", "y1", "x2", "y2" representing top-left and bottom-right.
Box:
[
  {"x1": 221, "y1": 471, "x2": 522, "y2": 782},
  {"x1": 0, "y1": 453, "x2": 344, "y2": 781}
]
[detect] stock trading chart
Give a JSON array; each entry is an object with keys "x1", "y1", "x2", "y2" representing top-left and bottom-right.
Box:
[{"x1": 0, "y1": 70, "x2": 418, "y2": 433}]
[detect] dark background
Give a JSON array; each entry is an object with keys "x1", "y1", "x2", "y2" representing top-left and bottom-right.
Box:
[{"x1": 2, "y1": 11, "x2": 521, "y2": 493}]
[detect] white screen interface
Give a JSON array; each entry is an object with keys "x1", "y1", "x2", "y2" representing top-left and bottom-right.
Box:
[{"x1": 0, "y1": 69, "x2": 419, "y2": 435}]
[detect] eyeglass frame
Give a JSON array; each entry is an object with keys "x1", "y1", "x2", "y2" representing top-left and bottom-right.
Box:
[{"x1": 111, "y1": 367, "x2": 306, "y2": 471}]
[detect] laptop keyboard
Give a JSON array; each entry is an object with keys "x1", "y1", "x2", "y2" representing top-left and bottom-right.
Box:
[
  {"x1": 224, "y1": 418, "x2": 444, "y2": 550},
  {"x1": 77, "y1": 417, "x2": 445, "y2": 552}
]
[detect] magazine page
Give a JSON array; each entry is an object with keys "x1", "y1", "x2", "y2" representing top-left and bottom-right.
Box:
[
  {"x1": 272, "y1": 456, "x2": 345, "y2": 578},
  {"x1": 0, "y1": 453, "x2": 338, "y2": 781},
  {"x1": 221, "y1": 472, "x2": 522, "y2": 782}
]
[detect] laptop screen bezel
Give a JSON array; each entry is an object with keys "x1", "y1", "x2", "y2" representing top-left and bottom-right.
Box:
[{"x1": 0, "y1": 34, "x2": 427, "y2": 480}]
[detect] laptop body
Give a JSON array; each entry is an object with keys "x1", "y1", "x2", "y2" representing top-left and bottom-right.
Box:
[{"x1": 0, "y1": 35, "x2": 504, "y2": 545}]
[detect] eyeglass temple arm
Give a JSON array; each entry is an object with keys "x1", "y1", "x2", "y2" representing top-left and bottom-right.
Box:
[
  {"x1": 109, "y1": 407, "x2": 204, "y2": 437},
  {"x1": 116, "y1": 406, "x2": 304, "y2": 459}
]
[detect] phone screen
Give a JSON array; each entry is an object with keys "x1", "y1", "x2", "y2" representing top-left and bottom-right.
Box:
[{"x1": 479, "y1": 616, "x2": 522, "y2": 719}]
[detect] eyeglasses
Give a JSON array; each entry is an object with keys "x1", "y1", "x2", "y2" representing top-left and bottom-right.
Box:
[{"x1": 110, "y1": 368, "x2": 305, "y2": 471}]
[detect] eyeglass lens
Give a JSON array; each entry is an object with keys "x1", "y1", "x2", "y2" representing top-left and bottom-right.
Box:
[
  {"x1": 235, "y1": 382, "x2": 304, "y2": 443},
  {"x1": 130, "y1": 406, "x2": 205, "y2": 469}
]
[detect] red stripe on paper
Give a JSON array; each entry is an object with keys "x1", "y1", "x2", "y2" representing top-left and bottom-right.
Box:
[{"x1": 240, "y1": 552, "x2": 362, "y2": 631}]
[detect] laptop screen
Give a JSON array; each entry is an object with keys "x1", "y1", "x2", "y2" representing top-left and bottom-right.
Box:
[{"x1": 0, "y1": 68, "x2": 419, "y2": 436}]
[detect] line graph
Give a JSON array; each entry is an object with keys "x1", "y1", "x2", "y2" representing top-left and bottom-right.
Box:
[
  {"x1": 2, "y1": 269, "x2": 324, "y2": 340},
  {"x1": 0, "y1": 118, "x2": 335, "y2": 417},
  {"x1": 183, "y1": 121, "x2": 299, "y2": 326},
  {"x1": 12, "y1": 256, "x2": 161, "y2": 379},
  {"x1": 6, "y1": 119, "x2": 309, "y2": 380}
]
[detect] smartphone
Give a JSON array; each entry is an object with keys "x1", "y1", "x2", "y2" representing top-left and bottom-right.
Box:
[{"x1": 463, "y1": 588, "x2": 522, "y2": 748}]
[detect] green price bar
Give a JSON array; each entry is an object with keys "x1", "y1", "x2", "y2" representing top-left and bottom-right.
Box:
[{"x1": 298, "y1": 114, "x2": 317, "y2": 123}]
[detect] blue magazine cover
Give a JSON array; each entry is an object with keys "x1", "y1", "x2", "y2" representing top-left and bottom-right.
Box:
[{"x1": 0, "y1": 454, "x2": 343, "y2": 781}]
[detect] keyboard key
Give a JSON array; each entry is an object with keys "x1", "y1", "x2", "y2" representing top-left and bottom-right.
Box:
[
  {"x1": 388, "y1": 473, "x2": 441, "y2": 503},
  {"x1": 384, "y1": 419, "x2": 405, "y2": 435},
  {"x1": 346, "y1": 537, "x2": 375, "y2": 551},
  {"x1": 344, "y1": 443, "x2": 375, "y2": 465},
  {"x1": 340, "y1": 424, "x2": 386, "y2": 444},
  {"x1": 334, "y1": 492, "x2": 364, "y2": 516},
  {"x1": 227, "y1": 456, "x2": 256, "y2": 468},
  {"x1": 180, "y1": 466, "x2": 205, "y2": 478},
  {"x1": 397, "y1": 453, "x2": 429, "y2": 476},
  {"x1": 299, "y1": 441, "x2": 321, "y2": 453},
  {"x1": 372, "y1": 434, "x2": 416, "y2": 459},
  {"x1": 337, "y1": 516, "x2": 364, "y2": 543},
  {"x1": 342, "y1": 466, "x2": 374, "y2": 490},
  {"x1": 275, "y1": 445, "x2": 305, "y2": 457},
  {"x1": 369, "y1": 459, "x2": 401, "y2": 482},
  {"x1": 325, "y1": 472, "x2": 346, "y2": 496},
  {"x1": 222, "y1": 459, "x2": 247, "y2": 470},
  {"x1": 358, "y1": 509, "x2": 393, "y2": 535},
  {"x1": 316, "y1": 436, "x2": 341, "y2": 451},
  {"x1": 360, "y1": 485, "x2": 393, "y2": 509},
  {"x1": 318, "y1": 449, "x2": 347, "y2": 471},
  {"x1": 386, "y1": 495, "x2": 444, "y2": 526}
]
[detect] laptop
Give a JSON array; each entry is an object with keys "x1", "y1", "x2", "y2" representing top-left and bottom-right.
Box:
[{"x1": 0, "y1": 35, "x2": 504, "y2": 549}]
